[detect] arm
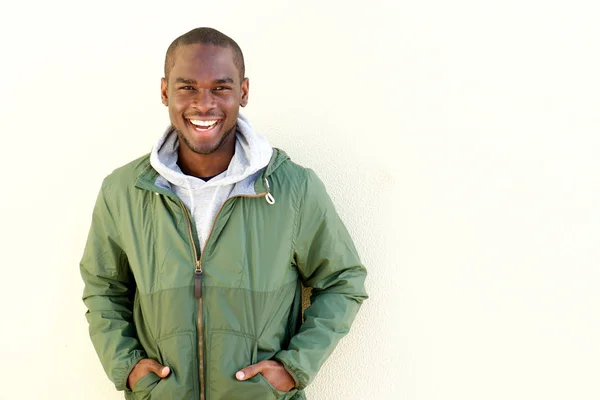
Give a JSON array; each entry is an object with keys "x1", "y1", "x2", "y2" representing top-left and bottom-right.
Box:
[
  {"x1": 80, "y1": 181, "x2": 146, "y2": 391},
  {"x1": 273, "y1": 169, "x2": 368, "y2": 390}
]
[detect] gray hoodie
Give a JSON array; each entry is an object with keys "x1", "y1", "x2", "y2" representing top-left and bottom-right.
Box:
[{"x1": 150, "y1": 114, "x2": 273, "y2": 250}]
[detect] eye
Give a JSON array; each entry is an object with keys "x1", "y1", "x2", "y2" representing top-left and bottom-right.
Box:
[
  {"x1": 214, "y1": 86, "x2": 231, "y2": 91},
  {"x1": 180, "y1": 86, "x2": 195, "y2": 91}
]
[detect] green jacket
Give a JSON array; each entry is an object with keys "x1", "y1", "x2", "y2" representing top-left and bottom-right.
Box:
[{"x1": 80, "y1": 149, "x2": 368, "y2": 400}]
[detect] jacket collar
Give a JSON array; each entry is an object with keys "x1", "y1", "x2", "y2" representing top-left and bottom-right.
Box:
[{"x1": 135, "y1": 148, "x2": 290, "y2": 196}]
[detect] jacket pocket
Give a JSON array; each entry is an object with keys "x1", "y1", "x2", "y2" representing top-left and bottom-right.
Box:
[
  {"x1": 128, "y1": 372, "x2": 161, "y2": 400},
  {"x1": 150, "y1": 332, "x2": 198, "y2": 399},
  {"x1": 257, "y1": 372, "x2": 291, "y2": 398},
  {"x1": 207, "y1": 330, "x2": 285, "y2": 400}
]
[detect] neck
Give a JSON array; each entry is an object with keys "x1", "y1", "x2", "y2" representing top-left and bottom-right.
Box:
[{"x1": 177, "y1": 132, "x2": 236, "y2": 179}]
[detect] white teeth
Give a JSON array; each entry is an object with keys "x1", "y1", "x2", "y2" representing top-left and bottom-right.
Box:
[{"x1": 190, "y1": 119, "x2": 218, "y2": 128}]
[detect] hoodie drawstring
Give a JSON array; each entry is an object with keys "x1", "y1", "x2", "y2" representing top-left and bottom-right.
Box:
[{"x1": 265, "y1": 178, "x2": 275, "y2": 205}]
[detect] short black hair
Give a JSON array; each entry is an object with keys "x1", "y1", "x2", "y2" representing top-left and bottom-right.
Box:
[{"x1": 164, "y1": 27, "x2": 245, "y2": 81}]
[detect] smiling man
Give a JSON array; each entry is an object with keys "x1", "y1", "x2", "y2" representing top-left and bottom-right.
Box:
[{"x1": 80, "y1": 27, "x2": 367, "y2": 400}]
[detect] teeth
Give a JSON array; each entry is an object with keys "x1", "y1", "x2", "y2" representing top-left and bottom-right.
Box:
[{"x1": 190, "y1": 119, "x2": 218, "y2": 127}]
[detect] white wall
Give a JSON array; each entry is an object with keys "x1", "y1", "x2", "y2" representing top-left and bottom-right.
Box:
[{"x1": 1, "y1": 0, "x2": 599, "y2": 399}]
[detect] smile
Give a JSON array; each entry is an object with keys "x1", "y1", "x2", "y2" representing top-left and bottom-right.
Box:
[{"x1": 188, "y1": 119, "x2": 220, "y2": 131}]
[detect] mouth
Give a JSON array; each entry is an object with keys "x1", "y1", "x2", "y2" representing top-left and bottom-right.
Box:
[{"x1": 186, "y1": 118, "x2": 222, "y2": 135}]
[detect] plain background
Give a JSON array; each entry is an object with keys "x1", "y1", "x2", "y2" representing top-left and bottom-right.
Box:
[{"x1": 1, "y1": 0, "x2": 599, "y2": 399}]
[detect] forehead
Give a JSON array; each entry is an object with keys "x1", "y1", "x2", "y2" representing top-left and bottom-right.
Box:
[{"x1": 170, "y1": 43, "x2": 239, "y2": 83}]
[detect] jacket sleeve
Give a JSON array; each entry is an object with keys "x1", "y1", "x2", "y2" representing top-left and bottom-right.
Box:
[
  {"x1": 273, "y1": 169, "x2": 368, "y2": 390},
  {"x1": 80, "y1": 181, "x2": 146, "y2": 391}
]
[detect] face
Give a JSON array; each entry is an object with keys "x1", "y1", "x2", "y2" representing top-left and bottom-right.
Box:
[{"x1": 161, "y1": 44, "x2": 249, "y2": 155}]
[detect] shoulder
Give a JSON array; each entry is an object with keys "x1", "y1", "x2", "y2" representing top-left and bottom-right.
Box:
[
  {"x1": 101, "y1": 153, "x2": 151, "y2": 195},
  {"x1": 270, "y1": 148, "x2": 329, "y2": 200},
  {"x1": 270, "y1": 148, "x2": 317, "y2": 182}
]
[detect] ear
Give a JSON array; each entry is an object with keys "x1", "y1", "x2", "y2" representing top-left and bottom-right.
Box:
[
  {"x1": 161, "y1": 77, "x2": 169, "y2": 106},
  {"x1": 240, "y1": 77, "x2": 249, "y2": 107}
]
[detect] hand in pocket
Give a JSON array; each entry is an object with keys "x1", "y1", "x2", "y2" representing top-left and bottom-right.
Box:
[
  {"x1": 128, "y1": 358, "x2": 171, "y2": 389},
  {"x1": 236, "y1": 360, "x2": 295, "y2": 392}
]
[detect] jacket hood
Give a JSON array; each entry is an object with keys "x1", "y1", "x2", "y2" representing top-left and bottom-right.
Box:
[{"x1": 149, "y1": 113, "x2": 273, "y2": 190}]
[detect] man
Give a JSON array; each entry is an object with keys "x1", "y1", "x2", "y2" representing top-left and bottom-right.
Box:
[{"x1": 80, "y1": 27, "x2": 367, "y2": 400}]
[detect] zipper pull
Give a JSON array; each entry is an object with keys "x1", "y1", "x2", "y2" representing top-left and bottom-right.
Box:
[
  {"x1": 194, "y1": 270, "x2": 203, "y2": 298},
  {"x1": 194, "y1": 260, "x2": 203, "y2": 299}
]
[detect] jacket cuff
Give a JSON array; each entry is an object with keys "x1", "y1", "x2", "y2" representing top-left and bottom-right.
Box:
[
  {"x1": 273, "y1": 351, "x2": 308, "y2": 391},
  {"x1": 115, "y1": 350, "x2": 147, "y2": 391}
]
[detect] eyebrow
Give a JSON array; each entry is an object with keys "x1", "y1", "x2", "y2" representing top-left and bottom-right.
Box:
[
  {"x1": 174, "y1": 77, "x2": 235, "y2": 85},
  {"x1": 214, "y1": 78, "x2": 234, "y2": 84},
  {"x1": 175, "y1": 78, "x2": 197, "y2": 85}
]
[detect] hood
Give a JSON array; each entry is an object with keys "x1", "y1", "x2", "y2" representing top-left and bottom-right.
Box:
[{"x1": 149, "y1": 113, "x2": 273, "y2": 190}]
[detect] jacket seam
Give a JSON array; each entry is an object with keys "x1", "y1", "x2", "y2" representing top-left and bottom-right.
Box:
[
  {"x1": 134, "y1": 159, "x2": 155, "y2": 183},
  {"x1": 209, "y1": 329, "x2": 258, "y2": 340},
  {"x1": 102, "y1": 181, "x2": 132, "y2": 286},
  {"x1": 139, "y1": 285, "x2": 194, "y2": 296},
  {"x1": 201, "y1": 280, "x2": 297, "y2": 293},
  {"x1": 101, "y1": 182, "x2": 125, "y2": 245},
  {"x1": 291, "y1": 169, "x2": 308, "y2": 255},
  {"x1": 155, "y1": 330, "x2": 195, "y2": 343}
]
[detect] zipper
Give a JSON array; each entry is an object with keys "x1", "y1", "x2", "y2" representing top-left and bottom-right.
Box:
[
  {"x1": 179, "y1": 201, "x2": 205, "y2": 400},
  {"x1": 177, "y1": 181, "x2": 273, "y2": 400}
]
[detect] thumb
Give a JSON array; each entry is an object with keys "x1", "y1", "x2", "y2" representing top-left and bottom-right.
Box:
[
  {"x1": 236, "y1": 361, "x2": 265, "y2": 381},
  {"x1": 148, "y1": 359, "x2": 171, "y2": 378}
]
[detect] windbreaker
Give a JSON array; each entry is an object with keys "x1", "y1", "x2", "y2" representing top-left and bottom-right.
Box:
[{"x1": 80, "y1": 148, "x2": 368, "y2": 400}]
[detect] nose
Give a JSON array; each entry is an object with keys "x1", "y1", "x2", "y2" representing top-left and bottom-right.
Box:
[{"x1": 191, "y1": 88, "x2": 216, "y2": 112}]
